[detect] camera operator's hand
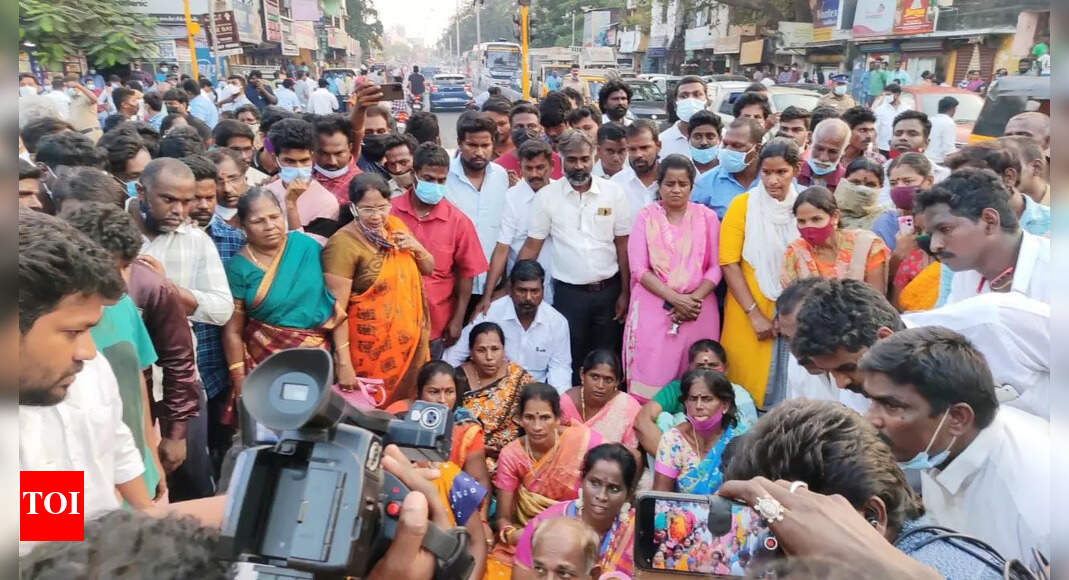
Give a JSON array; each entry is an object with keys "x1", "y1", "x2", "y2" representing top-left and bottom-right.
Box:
[
  {"x1": 366, "y1": 491, "x2": 436, "y2": 580},
  {"x1": 380, "y1": 444, "x2": 449, "y2": 529},
  {"x1": 718, "y1": 477, "x2": 942, "y2": 579}
]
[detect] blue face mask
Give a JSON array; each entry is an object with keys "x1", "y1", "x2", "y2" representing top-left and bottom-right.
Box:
[
  {"x1": 279, "y1": 165, "x2": 313, "y2": 184},
  {"x1": 717, "y1": 147, "x2": 752, "y2": 174},
  {"x1": 125, "y1": 181, "x2": 138, "y2": 198},
  {"x1": 690, "y1": 145, "x2": 719, "y2": 165},
  {"x1": 806, "y1": 156, "x2": 839, "y2": 176},
  {"x1": 413, "y1": 179, "x2": 445, "y2": 205},
  {"x1": 897, "y1": 410, "x2": 958, "y2": 470},
  {"x1": 675, "y1": 98, "x2": 706, "y2": 123}
]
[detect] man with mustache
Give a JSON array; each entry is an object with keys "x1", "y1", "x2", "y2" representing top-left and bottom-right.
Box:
[
  {"x1": 519, "y1": 130, "x2": 631, "y2": 382},
  {"x1": 445, "y1": 260, "x2": 571, "y2": 393},
  {"x1": 610, "y1": 120, "x2": 661, "y2": 227},
  {"x1": 840, "y1": 106, "x2": 886, "y2": 167},
  {"x1": 133, "y1": 157, "x2": 233, "y2": 500},
  {"x1": 312, "y1": 114, "x2": 363, "y2": 205},
  {"x1": 915, "y1": 168, "x2": 1049, "y2": 306},
  {"x1": 598, "y1": 80, "x2": 633, "y2": 126},
  {"x1": 493, "y1": 102, "x2": 564, "y2": 180},
  {"x1": 19, "y1": 209, "x2": 153, "y2": 540},
  {"x1": 444, "y1": 112, "x2": 512, "y2": 315}
]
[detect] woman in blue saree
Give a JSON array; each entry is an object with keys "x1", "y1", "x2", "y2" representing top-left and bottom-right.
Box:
[
  {"x1": 652, "y1": 369, "x2": 741, "y2": 494},
  {"x1": 220, "y1": 188, "x2": 349, "y2": 426}
]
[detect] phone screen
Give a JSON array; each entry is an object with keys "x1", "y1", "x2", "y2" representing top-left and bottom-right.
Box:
[
  {"x1": 380, "y1": 82, "x2": 404, "y2": 101},
  {"x1": 635, "y1": 493, "x2": 777, "y2": 577}
]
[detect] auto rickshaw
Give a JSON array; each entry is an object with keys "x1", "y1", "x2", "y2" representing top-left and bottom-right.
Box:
[{"x1": 968, "y1": 76, "x2": 1050, "y2": 144}]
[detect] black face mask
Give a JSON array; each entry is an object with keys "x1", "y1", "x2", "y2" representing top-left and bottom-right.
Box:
[
  {"x1": 362, "y1": 134, "x2": 391, "y2": 161},
  {"x1": 510, "y1": 126, "x2": 540, "y2": 149}
]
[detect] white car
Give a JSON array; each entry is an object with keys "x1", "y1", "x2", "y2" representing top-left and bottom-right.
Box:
[{"x1": 708, "y1": 81, "x2": 822, "y2": 124}]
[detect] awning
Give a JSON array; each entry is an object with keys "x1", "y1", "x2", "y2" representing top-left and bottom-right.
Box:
[
  {"x1": 899, "y1": 39, "x2": 943, "y2": 52},
  {"x1": 805, "y1": 40, "x2": 847, "y2": 49},
  {"x1": 857, "y1": 42, "x2": 896, "y2": 53}
]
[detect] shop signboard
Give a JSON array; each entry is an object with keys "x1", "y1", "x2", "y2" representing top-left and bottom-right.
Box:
[
  {"x1": 893, "y1": 0, "x2": 935, "y2": 35},
  {"x1": 853, "y1": 0, "x2": 895, "y2": 37},
  {"x1": 293, "y1": 21, "x2": 318, "y2": 50},
  {"x1": 714, "y1": 34, "x2": 741, "y2": 54},
  {"x1": 281, "y1": 19, "x2": 299, "y2": 55},
  {"x1": 778, "y1": 22, "x2": 813, "y2": 47},
  {"x1": 583, "y1": 10, "x2": 612, "y2": 47},
  {"x1": 232, "y1": 0, "x2": 263, "y2": 43},
  {"x1": 291, "y1": 0, "x2": 319, "y2": 21},
  {"x1": 684, "y1": 26, "x2": 711, "y2": 51},
  {"x1": 740, "y1": 38, "x2": 765, "y2": 64},
  {"x1": 264, "y1": 0, "x2": 282, "y2": 43},
  {"x1": 200, "y1": 11, "x2": 243, "y2": 50}
]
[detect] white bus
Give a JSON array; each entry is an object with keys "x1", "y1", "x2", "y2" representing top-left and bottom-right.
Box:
[{"x1": 467, "y1": 41, "x2": 522, "y2": 92}]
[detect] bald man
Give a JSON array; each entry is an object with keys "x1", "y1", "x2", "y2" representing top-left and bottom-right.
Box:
[
  {"x1": 133, "y1": 157, "x2": 232, "y2": 501},
  {"x1": 798, "y1": 118, "x2": 851, "y2": 188},
  {"x1": 529, "y1": 516, "x2": 600, "y2": 580},
  {"x1": 1002, "y1": 112, "x2": 1050, "y2": 156}
]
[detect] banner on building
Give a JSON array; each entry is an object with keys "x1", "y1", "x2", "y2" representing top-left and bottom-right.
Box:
[
  {"x1": 281, "y1": 19, "x2": 299, "y2": 55},
  {"x1": 740, "y1": 39, "x2": 765, "y2": 64},
  {"x1": 155, "y1": 39, "x2": 177, "y2": 60},
  {"x1": 685, "y1": 26, "x2": 713, "y2": 51},
  {"x1": 583, "y1": 10, "x2": 612, "y2": 47},
  {"x1": 264, "y1": 0, "x2": 282, "y2": 43},
  {"x1": 893, "y1": 0, "x2": 935, "y2": 35},
  {"x1": 293, "y1": 21, "x2": 317, "y2": 50},
  {"x1": 778, "y1": 22, "x2": 813, "y2": 47},
  {"x1": 200, "y1": 11, "x2": 243, "y2": 50},
  {"x1": 853, "y1": 0, "x2": 894, "y2": 37},
  {"x1": 232, "y1": 0, "x2": 263, "y2": 43},
  {"x1": 618, "y1": 30, "x2": 646, "y2": 53},
  {"x1": 291, "y1": 0, "x2": 319, "y2": 21},
  {"x1": 714, "y1": 34, "x2": 741, "y2": 54},
  {"x1": 115, "y1": 0, "x2": 208, "y2": 19},
  {"x1": 814, "y1": 0, "x2": 839, "y2": 28}
]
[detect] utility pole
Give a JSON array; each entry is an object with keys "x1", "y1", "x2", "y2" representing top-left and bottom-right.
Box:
[
  {"x1": 183, "y1": 0, "x2": 200, "y2": 79},
  {"x1": 519, "y1": 0, "x2": 530, "y2": 100},
  {"x1": 455, "y1": 0, "x2": 462, "y2": 57},
  {"x1": 475, "y1": 0, "x2": 482, "y2": 45},
  {"x1": 571, "y1": 11, "x2": 576, "y2": 47}
]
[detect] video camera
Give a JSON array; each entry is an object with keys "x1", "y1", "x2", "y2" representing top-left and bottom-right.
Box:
[{"x1": 218, "y1": 348, "x2": 475, "y2": 579}]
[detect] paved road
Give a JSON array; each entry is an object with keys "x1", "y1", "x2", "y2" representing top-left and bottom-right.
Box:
[{"x1": 433, "y1": 111, "x2": 464, "y2": 150}]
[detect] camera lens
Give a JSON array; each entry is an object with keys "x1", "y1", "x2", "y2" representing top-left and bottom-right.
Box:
[{"x1": 419, "y1": 407, "x2": 442, "y2": 430}]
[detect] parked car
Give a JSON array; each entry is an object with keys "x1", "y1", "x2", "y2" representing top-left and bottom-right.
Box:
[
  {"x1": 969, "y1": 75, "x2": 1050, "y2": 145},
  {"x1": 626, "y1": 79, "x2": 668, "y2": 124},
  {"x1": 707, "y1": 81, "x2": 822, "y2": 124},
  {"x1": 873, "y1": 85, "x2": 985, "y2": 148},
  {"x1": 428, "y1": 73, "x2": 474, "y2": 112}
]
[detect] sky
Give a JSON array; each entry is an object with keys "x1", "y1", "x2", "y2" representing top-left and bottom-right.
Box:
[{"x1": 375, "y1": 0, "x2": 456, "y2": 46}]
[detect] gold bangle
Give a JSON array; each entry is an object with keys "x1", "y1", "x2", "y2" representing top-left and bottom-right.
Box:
[
  {"x1": 228, "y1": 361, "x2": 244, "y2": 371},
  {"x1": 336, "y1": 342, "x2": 350, "y2": 351},
  {"x1": 744, "y1": 302, "x2": 758, "y2": 314}
]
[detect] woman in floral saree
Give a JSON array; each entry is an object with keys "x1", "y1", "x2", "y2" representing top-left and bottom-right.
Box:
[
  {"x1": 221, "y1": 189, "x2": 346, "y2": 426},
  {"x1": 485, "y1": 383, "x2": 603, "y2": 579}
]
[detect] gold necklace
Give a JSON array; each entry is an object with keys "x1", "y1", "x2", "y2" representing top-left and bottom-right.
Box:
[
  {"x1": 524, "y1": 428, "x2": 559, "y2": 461},
  {"x1": 247, "y1": 246, "x2": 277, "y2": 269},
  {"x1": 687, "y1": 427, "x2": 709, "y2": 458},
  {"x1": 579, "y1": 387, "x2": 587, "y2": 422}
]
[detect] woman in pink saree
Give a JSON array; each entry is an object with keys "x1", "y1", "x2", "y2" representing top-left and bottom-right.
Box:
[
  {"x1": 624, "y1": 154, "x2": 723, "y2": 402},
  {"x1": 560, "y1": 349, "x2": 641, "y2": 453}
]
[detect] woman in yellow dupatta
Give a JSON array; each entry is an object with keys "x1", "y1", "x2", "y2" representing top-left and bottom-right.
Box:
[
  {"x1": 221, "y1": 190, "x2": 346, "y2": 426},
  {"x1": 485, "y1": 383, "x2": 604, "y2": 579},
  {"x1": 322, "y1": 174, "x2": 434, "y2": 407}
]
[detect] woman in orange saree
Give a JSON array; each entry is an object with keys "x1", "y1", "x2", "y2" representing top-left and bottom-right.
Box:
[
  {"x1": 322, "y1": 174, "x2": 434, "y2": 407},
  {"x1": 485, "y1": 383, "x2": 603, "y2": 579}
]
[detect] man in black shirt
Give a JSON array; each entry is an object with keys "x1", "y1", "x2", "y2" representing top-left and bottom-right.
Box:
[
  {"x1": 407, "y1": 65, "x2": 426, "y2": 105},
  {"x1": 244, "y1": 70, "x2": 278, "y2": 110}
]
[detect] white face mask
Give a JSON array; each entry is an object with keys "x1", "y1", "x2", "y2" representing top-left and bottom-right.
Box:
[{"x1": 19, "y1": 86, "x2": 37, "y2": 98}]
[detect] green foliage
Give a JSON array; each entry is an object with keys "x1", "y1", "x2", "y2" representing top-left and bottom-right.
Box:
[
  {"x1": 346, "y1": 0, "x2": 385, "y2": 55},
  {"x1": 438, "y1": 0, "x2": 521, "y2": 54},
  {"x1": 19, "y1": 0, "x2": 156, "y2": 69},
  {"x1": 528, "y1": 0, "x2": 623, "y2": 48}
]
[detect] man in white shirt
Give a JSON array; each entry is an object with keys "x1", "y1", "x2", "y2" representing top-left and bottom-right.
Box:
[
  {"x1": 873, "y1": 83, "x2": 910, "y2": 156},
  {"x1": 611, "y1": 120, "x2": 661, "y2": 228},
  {"x1": 275, "y1": 78, "x2": 303, "y2": 112},
  {"x1": 307, "y1": 78, "x2": 339, "y2": 115},
  {"x1": 859, "y1": 326, "x2": 1049, "y2": 563},
  {"x1": 925, "y1": 96, "x2": 957, "y2": 163},
  {"x1": 445, "y1": 112, "x2": 512, "y2": 304},
  {"x1": 659, "y1": 76, "x2": 708, "y2": 159},
  {"x1": 916, "y1": 168, "x2": 1049, "y2": 305},
  {"x1": 476, "y1": 139, "x2": 556, "y2": 315},
  {"x1": 18, "y1": 210, "x2": 150, "y2": 552},
  {"x1": 133, "y1": 158, "x2": 234, "y2": 326},
  {"x1": 43, "y1": 77, "x2": 72, "y2": 120},
  {"x1": 593, "y1": 123, "x2": 629, "y2": 180},
  {"x1": 519, "y1": 129, "x2": 632, "y2": 381},
  {"x1": 445, "y1": 260, "x2": 572, "y2": 392}
]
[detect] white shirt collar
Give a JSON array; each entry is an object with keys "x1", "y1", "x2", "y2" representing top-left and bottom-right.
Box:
[
  {"x1": 499, "y1": 295, "x2": 549, "y2": 328},
  {"x1": 930, "y1": 413, "x2": 1002, "y2": 494}
]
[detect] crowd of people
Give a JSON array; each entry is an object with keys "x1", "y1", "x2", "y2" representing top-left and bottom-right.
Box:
[{"x1": 16, "y1": 61, "x2": 1051, "y2": 580}]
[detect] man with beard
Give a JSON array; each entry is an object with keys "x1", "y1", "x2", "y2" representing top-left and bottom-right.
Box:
[
  {"x1": 391, "y1": 143, "x2": 487, "y2": 358},
  {"x1": 18, "y1": 209, "x2": 151, "y2": 535},
  {"x1": 611, "y1": 120, "x2": 661, "y2": 227},
  {"x1": 212, "y1": 119, "x2": 269, "y2": 187},
  {"x1": 207, "y1": 148, "x2": 249, "y2": 228},
  {"x1": 482, "y1": 96, "x2": 515, "y2": 160},
  {"x1": 132, "y1": 158, "x2": 232, "y2": 500},
  {"x1": 356, "y1": 105, "x2": 396, "y2": 180},
  {"x1": 519, "y1": 130, "x2": 631, "y2": 382},
  {"x1": 445, "y1": 259, "x2": 571, "y2": 392},
  {"x1": 312, "y1": 114, "x2": 363, "y2": 205},
  {"x1": 796, "y1": 118, "x2": 850, "y2": 189},
  {"x1": 880, "y1": 110, "x2": 949, "y2": 205},
  {"x1": 598, "y1": 80, "x2": 634, "y2": 126},
  {"x1": 493, "y1": 102, "x2": 564, "y2": 180},
  {"x1": 384, "y1": 134, "x2": 417, "y2": 198},
  {"x1": 179, "y1": 154, "x2": 244, "y2": 440},
  {"x1": 476, "y1": 139, "x2": 558, "y2": 318},
  {"x1": 445, "y1": 112, "x2": 511, "y2": 313}
]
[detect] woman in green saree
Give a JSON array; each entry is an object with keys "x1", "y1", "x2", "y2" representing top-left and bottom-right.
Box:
[{"x1": 221, "y1": 188, "x2": 350, "y2": 427}]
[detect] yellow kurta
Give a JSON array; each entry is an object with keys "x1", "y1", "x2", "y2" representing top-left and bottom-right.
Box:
[{"x1": 718, "y1": 194, "x2": 776, "y2": 408}]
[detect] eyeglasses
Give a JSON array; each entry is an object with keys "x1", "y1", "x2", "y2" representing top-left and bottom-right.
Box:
[{"x1": 354, "y1": 203, "x2": 392, "y2": 215}]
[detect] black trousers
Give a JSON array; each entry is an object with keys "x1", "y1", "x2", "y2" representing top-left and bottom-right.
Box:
[
  {"x1": 166, "y1": 388, "x2": 216, "y2": 501},
  {"x1": 553, "y1": 275, "x2": 623, "y2": 384}
]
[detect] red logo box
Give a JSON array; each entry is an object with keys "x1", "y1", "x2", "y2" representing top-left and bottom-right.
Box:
[{"x1": 20, "y1": 471, "x2": 84, "y2": 542}]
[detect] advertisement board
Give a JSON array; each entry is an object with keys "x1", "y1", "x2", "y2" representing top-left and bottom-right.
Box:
[
  {"x1": 893, "y1": 0, "x2": 935, "y2": 35},
  {"x1": 291, "y1": 0, "x2": 319, "y2": 21},
  {"x1": 853, "y1": 0, "x2": 895, "y2": 37},
  {"x1": 264, "y1": 0, "x2": 282, "y2": 43},
  {"x1": 779, "y1": 22, "x2": 813, "y2": 47},
  {"x1": 293, "y1": 22, "x2": 318, "y2": 50}
]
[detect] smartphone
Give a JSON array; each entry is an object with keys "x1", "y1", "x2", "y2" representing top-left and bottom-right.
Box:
[
  {"x1": 634, "y1": 491, "x2": 781, "y2": 577},
  {"x1": 897, "y1": 215, "x2": 914, "y2": 235},
  {"x1": 380, "y1": 82, "x2": 404, "y2": 101}
]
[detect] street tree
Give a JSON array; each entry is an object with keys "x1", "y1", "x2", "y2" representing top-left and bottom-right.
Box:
[{"x1": 19, "y1": 0, "x2": 156, "y2": 69}]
